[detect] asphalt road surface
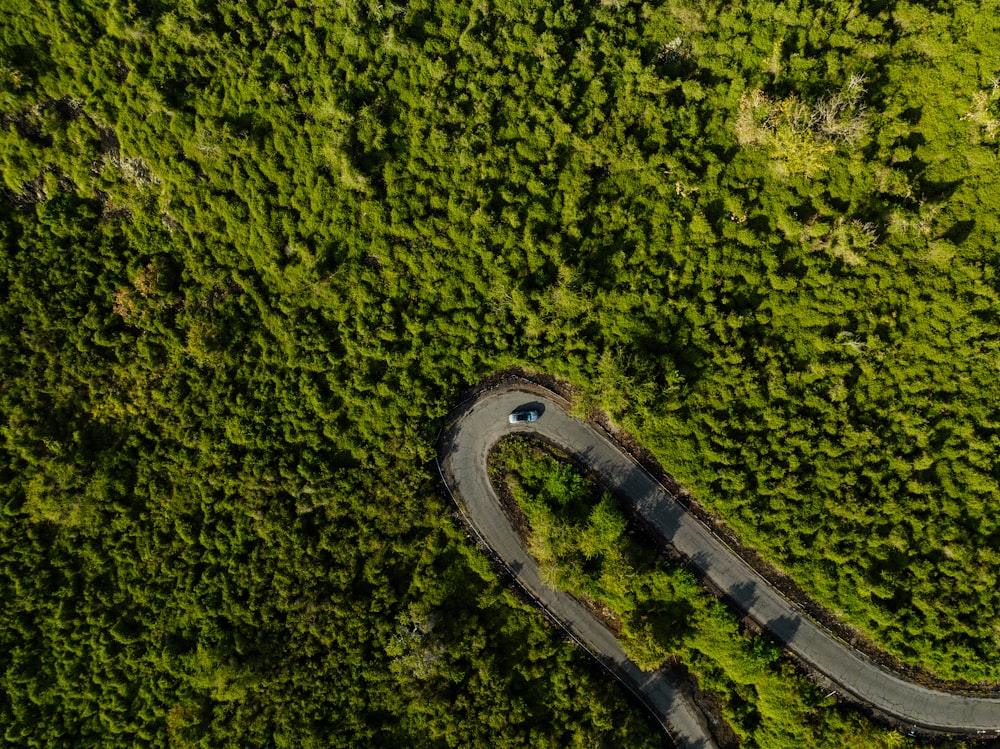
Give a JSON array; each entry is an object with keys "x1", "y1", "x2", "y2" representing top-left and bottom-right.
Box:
[{"x1": 438, "y1": 384, "x2": 1000, "y2": 747}]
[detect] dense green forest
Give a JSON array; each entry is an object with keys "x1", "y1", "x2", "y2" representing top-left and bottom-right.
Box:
[{"x1": 2, "y1": 0, "x2": 1000, "y2": 745}]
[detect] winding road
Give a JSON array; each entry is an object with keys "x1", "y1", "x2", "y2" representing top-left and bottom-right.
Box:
[{"x1": 437, "y1": 382, "x2": 1000, "y2": 748}]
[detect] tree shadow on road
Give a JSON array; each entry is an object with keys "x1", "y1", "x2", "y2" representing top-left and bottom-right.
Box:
[{"x1": 765, "y1": 613, "x2": 802, "y2": 648}]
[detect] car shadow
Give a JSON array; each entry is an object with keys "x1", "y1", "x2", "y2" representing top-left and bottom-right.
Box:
[{"x1": 513, "y1": 401, "x2": 546, "y2": 418}]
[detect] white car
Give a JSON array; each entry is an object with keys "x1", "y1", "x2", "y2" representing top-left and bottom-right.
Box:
[{"x1": 508, "y1": 409, "x2": 539, "y2": 424}]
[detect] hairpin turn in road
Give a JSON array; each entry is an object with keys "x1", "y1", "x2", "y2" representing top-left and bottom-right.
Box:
[{"x1": 438, "y1": 383, "x2": 1000, "y2": 749}]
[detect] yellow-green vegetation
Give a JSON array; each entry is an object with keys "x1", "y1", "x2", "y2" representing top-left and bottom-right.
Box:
[
  {"x1": 2, "y1": 0, "x2": 1000, "y2": 745},
  {"x1": 493, "y1": 437, "x2": 966, "y2": 749}
]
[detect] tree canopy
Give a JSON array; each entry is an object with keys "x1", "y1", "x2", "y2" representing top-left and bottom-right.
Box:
[{"x1": 2, "y1": 0, "x2": 999, "y2": 745}]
